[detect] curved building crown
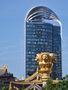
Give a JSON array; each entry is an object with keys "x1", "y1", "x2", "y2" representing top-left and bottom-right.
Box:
[{"x1": 26, "y1": 6, "x2": 59, "y2": 21}]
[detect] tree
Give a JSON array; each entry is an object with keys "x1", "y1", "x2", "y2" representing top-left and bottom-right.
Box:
[
  {"x1": 42, "y1": 80, "x2": 53, "y2": 90},
  {"x1": 42, "y1": 78, "x2": 68, "y2": 90},
  {"x1": 1, "y1": 81, "x2": 8, "y2": 90},
  {"x1": 62, "y1": 75, "x2": 68, "y2": 80}
]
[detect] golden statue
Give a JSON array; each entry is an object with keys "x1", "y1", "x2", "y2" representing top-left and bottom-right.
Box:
[
  {"x1": 9, "y1": 52, "x2": 57, "y2": 90},
  {"x1": 36, "y1": 52, "x2": 56, "y2": 80}
]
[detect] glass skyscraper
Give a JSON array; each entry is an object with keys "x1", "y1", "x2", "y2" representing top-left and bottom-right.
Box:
[{"x1": 25, "y1": 6, "x2": 62, "y2": 79}]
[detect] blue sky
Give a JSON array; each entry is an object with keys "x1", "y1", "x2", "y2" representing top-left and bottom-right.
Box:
[{"x1": 0, "y1": 0, "x2": 68, "y2": 79}]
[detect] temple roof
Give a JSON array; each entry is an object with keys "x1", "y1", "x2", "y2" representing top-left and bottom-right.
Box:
[{"x1": 0, "y1": 65, "x2": 8, "y2": 76}]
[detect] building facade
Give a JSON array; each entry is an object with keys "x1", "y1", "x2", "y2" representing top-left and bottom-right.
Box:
[{"x1": 25, "y1": 6, "x2": 62, "y2": 79}]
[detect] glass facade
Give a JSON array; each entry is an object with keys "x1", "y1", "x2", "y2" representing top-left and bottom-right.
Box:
[{"x1": 25, "y1": 6, "x2": 62, "y2": 79}]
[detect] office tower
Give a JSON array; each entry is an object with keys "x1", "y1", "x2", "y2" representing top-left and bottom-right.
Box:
[{"x1": 25, "y1": 6, "x2": 62, "y2": 79}]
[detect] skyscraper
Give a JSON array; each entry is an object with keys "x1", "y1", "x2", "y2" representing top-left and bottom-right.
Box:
[{"x1": 25, "y1": 6, "x2": 62, "y2": 79}]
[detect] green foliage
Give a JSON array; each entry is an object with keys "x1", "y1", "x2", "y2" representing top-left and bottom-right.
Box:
[
  {"x1": 0, "y1": 81, "x2": 8, "y2": 90},
  {"x1": 1, "y1": 87, "x2": 8, "y2": 90},
  {"x1": 42, "y1": 80, "x2": 53, "y2": 90},
  {"x1": 21, "y1": 85, "x2": 25, "y2": 90},
  {"x1": 62, "y1": 75, "x2": 68, "y2": 80},
  {"x1": 21, "y1": 88, "x2": 24, "y2": 90},
  {"x1": 28, "y1": 88, "x2": 34, "y2": 90},
  {"x1": 42, "y1": 79, "x2": 68, "y2": 90}
]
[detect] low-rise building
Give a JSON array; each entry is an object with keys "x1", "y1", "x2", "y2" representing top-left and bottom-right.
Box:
[{"x1": 0, "y1": 65, "x2": 15, "y2": 89}]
